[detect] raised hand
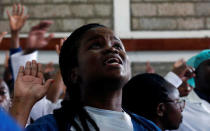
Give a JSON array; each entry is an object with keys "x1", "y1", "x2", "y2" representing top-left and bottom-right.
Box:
[
  {"x1": 0, "y1": 32, "x2": 7, "y2": 46},
  {"x1": 26, "y1": 21, "x2": 54, "y2": 50},
  {"x1": 44, "y1": 62, "x2": 55, "y2": 74},
  {"x1": 145, "y1": 61, "x2": 155, "y2": 73},
  {"x1": 10, "y1": 60, "x2": 54, "y2": 126},
  {"x1": 172, "y1": 59, "x2": 195, "y2": 81},
  {"x1": 56, "y1": 37, "x2": 66, "y2": 55},
  {"x1": 7, "y1": 4, "x2": 28, "y2": 32},
  {"x1": 14, "y1": 60, "x2": 53, "y2": 102}
]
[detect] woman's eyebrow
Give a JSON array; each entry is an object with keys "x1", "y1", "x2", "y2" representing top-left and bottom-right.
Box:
[{"x1": 86, "y1": 35, "x2": 102, "y2": 42}]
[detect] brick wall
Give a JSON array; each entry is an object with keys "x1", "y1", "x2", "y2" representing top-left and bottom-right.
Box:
[
  {"x1": 0, "y1": 0, "x2": 113, "y2": 33},
  {"x1": 131, "y1": 0, "x2": 210, "y2": 30},
  {"x1": 1, "y1": 0, "x2": 210, "y2": 32}
]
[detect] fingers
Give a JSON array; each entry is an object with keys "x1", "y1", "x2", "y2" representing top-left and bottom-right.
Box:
[
  {"x1": 173, "y1": 58, "x2": 185, "y2": 68},
  {"x1": 37, "y1": 63, "x2": 44, "y2": 80},
  {"x1": 20, "y1": 4, "x2": 24, "y2": 16},
  {"x1": 60, "y1": 37, "x2": 66, "y2": 47},
  {"x1": 31, "y1": 20, "x2": 53, "y2": 31},
  {"x1": 8, "y1": 4, "x2": 27, "y2": 17},
  {"x1": 24, "y1": 61, "x2": 44, "y2": 78},
  {"x1": 24, "y1": 61, "x2": 31, "y2": 75},
  {"x1": 31, "y1": 60, "x2": 38, "y2": 77},
  {"x1": 12, "y1": 4, "x2": 16, "y2": 15},
  {"x1": 55, "y1": 44, "x2": 60, "y2": 55},
  {"x1": 17, "y1": 4, "x2": 21, "y2": 15},
  {"x1": 17, "y1": 66, "x2": 24, "y2": 78},
  {"x1": 12, "y1": 4, "x2": 23, "y2": 16}
]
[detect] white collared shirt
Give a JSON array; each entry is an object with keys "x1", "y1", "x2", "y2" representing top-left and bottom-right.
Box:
[{"x1": 173, "y1": 90, "x2": 210, "y2": 131}]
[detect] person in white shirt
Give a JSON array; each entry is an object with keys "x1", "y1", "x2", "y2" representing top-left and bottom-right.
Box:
[{"x1": 174, "y1": 49, "x2": 210, "y2": 131}]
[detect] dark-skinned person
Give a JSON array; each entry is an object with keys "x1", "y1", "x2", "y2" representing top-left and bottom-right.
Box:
[
  {"x1": 0, "y1": 31, "x2": 22, "y2": 131},
  {"x1": 122, "y1": 73, "x2": 185, "y2": 131},
  {"x1": 174, "y1": 49, "x2": 210, "y2": 131},
  {"x1": 145, "y1": 59, "x2": 194, "y2": 97},
  {"x1": 10, "y1": 23, "x2": 162, "y2": 130}
]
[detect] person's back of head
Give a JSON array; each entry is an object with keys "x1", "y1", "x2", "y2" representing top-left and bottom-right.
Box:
[{"x1": 122, "y1": 73, "x2": 183, "y2": 130}]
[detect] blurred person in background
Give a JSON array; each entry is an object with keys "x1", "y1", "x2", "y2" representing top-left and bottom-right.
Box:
[
  {"x1": 122, "y1": 73, "x2": 185, "y2": 131},
  {"x1": 0, "y1": 31, "x2": 22, "y2": 131},
  {"x1": 146, "y1": 59, "x2": 194, "y2": 97},
  {"x1": 174, "y1": 49, "x2": 210, "y2": 131}
]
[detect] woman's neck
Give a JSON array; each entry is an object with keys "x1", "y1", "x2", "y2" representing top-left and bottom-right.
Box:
[{"x1": 82, "y1": 86, "x2": 123, "y2": 112}]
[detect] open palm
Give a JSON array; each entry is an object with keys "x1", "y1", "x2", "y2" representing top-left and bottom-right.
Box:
[
  {"x1": 7, "y1": 4, "x2": 28, "y2": 32},
  {"x1": 14, "y1": 60, "x2": 53, "y2": 103}
]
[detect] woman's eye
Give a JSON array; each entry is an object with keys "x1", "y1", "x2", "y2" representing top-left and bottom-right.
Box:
[
  {"x1": 89, "y1": 43, "x2": 101, "y2": 49},
  {"x1": 114, "y1": 44, "x2": 123, "y2": 50}
]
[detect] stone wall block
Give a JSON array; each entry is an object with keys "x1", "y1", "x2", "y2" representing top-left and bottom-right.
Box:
[
  {"x1": 94, "y1": 4, "x2": 112, "y2": 17},
  {"x1": 158, "y1": 3, "x2": 194, "y2": 16},
  {"x1": 139, "y1": 18, "x2": 177, "y2": 30},
  {"x1": 27, "y1": 4, "x2": 71, "y2": 18},
  {"x1": 195, "y1": 3, "x2": 210, "y2": 16},
  {"x1": 131, "y1": 3, "x2": 157, "y2": 17},
  {"x1": 61, "y1": 19, "x2": 85, "y2": 31},
  {"x1": 70, "y1": 4, "x2": 95, "y2": 17},
  {"x1": 0, "y1": 21, "x2": 9, "y2": 32},
  {"x1": 177, "y1": 18, "x2": 204, "y2": 30}
]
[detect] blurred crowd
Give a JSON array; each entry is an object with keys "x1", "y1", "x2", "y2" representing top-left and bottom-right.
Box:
[{"x1": 0, "y1": 4, "x2": 210, "y2": 131}]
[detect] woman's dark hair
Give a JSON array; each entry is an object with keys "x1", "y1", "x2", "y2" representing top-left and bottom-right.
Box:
[
  {"x1": 54, "y1": 23, "x2": 105, "y2": 131},
  {"x1": 122, "y1": 73, "x2": 174, "y2": 120}
]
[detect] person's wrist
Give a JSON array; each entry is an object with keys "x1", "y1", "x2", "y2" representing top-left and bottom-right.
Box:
[
  {"x1": 13, "y1": 95, "x2": 36, "y2": 107},
  {"x1": 11, "y1": 30, "x2": 19, "y2": 37}
]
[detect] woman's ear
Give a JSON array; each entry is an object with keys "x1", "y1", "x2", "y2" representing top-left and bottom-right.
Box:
[
  {"x1": 70, "y1": 68, "x2": 79, "y2": 84},
  {"x1": 157, "y1": 103, "x2": 166, "y2": 117}
]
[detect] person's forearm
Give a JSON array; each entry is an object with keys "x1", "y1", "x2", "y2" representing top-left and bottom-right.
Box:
[
  {"x1": 46, "y1": 70, "x2": 64, "y2": 103},
  {"x1": 9, "y1": 97, "x2": 34, "y2": 127},
  {"x1": 11, "y1": 31, "x2": 20, "y2": 49}
]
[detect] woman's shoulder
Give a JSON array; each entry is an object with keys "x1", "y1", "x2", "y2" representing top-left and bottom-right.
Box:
[{"x1": 26, "y1": 114, "x2": 58, "y2": 131}]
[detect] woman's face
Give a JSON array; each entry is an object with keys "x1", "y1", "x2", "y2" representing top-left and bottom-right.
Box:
[{"x1": 76, "y1": 27, "x2": 130, "y2": 88}]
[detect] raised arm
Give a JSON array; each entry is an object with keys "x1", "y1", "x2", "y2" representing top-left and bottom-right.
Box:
[
  {"x1": 46, "y1": 38, "x2": 66, "y2": 103},
  {"x1": 7, "y1": 4, "x2": 28, "y2": 48},
  {"x1": 25, "y1": 20, "x2": 54, "y2": 53},
  {"x1": 9, "y1": 60, "x2": 53, "y2": 127}
]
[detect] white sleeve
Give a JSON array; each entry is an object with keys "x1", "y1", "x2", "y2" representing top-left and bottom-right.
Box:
[
  {"x1": 11, "y1": 51, "x2": 38, "y2": 81},
  {"x1": 30, "y1": 97, "x2": 62, "y2": 121},
  {"x1": 164, "y1": 72, "x2": 182, "y2": 88}
]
